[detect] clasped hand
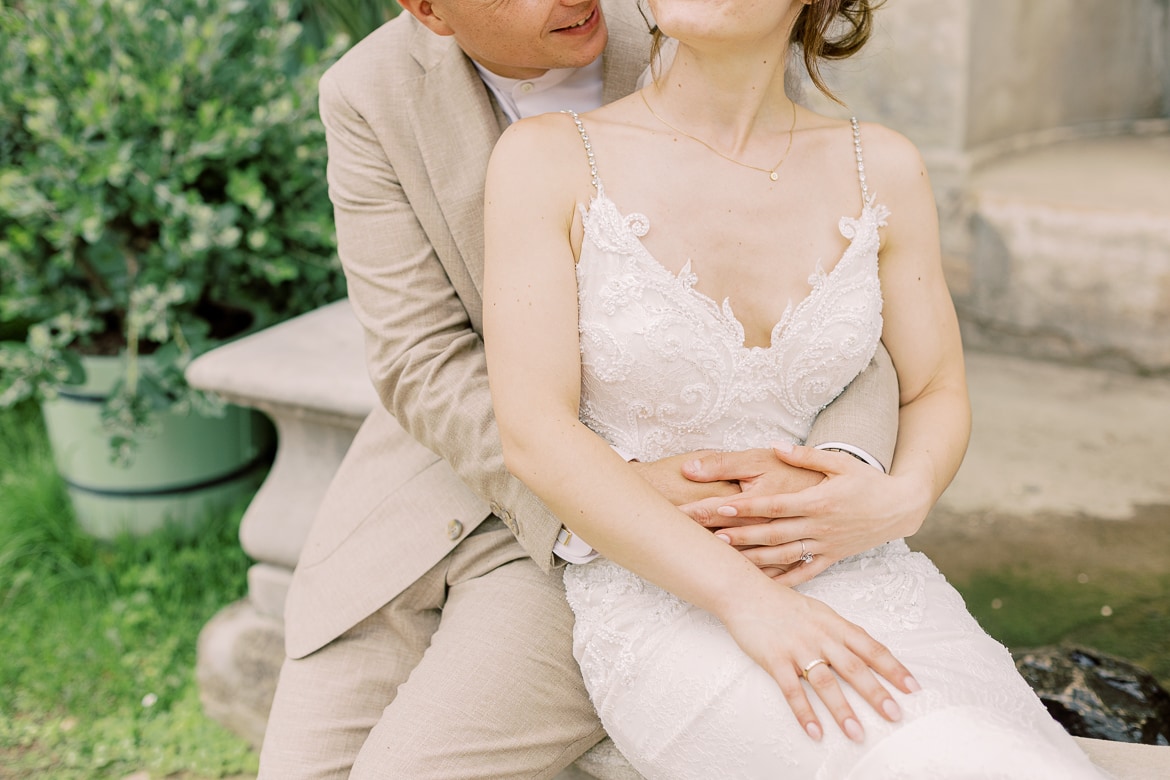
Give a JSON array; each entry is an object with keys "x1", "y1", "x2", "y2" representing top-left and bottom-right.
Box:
[{"x1": 634, "y1": 443, "x2": 929, "y2": 585}]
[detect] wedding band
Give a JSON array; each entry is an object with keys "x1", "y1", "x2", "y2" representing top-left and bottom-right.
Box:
[
  {"x1": 798, "y1": 539, "x2": 814, "y2": 564},
  {"x1": 801, "y1": 658, "x2": 830, "y2": 680}
]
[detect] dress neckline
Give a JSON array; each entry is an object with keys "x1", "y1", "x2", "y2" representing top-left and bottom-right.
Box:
[
  {"x1": 579, "y1": 189, "x2": 885, "y2": 353},
  {"x1": 565, "y1": 110, "x2": 884, "y2": 352}
]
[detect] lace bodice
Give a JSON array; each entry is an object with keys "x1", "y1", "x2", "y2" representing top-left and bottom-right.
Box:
[{"x1": 572, "y1": 114, "x2": 887, "y2": 463}]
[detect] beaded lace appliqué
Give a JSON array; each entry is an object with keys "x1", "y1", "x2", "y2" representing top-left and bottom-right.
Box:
[{"x1": 575, "y1": 184, "x2": 887, "y2": 465}]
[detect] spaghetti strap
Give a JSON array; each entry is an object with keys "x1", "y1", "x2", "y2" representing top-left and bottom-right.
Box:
[
  {"x1": 562, "y1": 110, "x2": 602, "y2": 193},
  {"x1": 850, "y1": 117, "x2": 869, "y2": 203}
]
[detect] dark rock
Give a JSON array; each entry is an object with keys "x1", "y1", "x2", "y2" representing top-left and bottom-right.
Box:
[{"x1": 1014, "y1": 646, "x2": 1170, "y2": 745}]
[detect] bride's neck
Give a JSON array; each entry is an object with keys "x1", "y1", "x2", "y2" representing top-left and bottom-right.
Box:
[{"x1": 652, "y1": 44, "x2": 796, "y2": 143}]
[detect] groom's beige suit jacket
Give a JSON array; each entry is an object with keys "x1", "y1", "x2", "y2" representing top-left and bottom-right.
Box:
[{"x1": 284, "y1": 5, "x2": 898, "y2": 660}]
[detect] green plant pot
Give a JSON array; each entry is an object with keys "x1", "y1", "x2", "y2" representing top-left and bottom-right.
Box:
[{"x1": 40, "y1": 355, "x2": 275, "y2": 539}]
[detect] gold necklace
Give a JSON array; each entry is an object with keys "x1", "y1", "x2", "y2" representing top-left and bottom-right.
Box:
[{"x1": 640, "y1": 90, "x2": 797, "y2": 181}]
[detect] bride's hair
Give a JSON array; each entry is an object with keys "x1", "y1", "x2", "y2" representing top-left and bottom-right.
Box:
[
  {"x1": 640, "y1": 0, "x2": 883, "y2": 104},
  {"x1": 793, "y1": 0, "x2": 882, "y2": 102}
]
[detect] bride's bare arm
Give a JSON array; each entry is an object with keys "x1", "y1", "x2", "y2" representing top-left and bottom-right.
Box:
[
  {"x1": 872, "y1": 124, "x2": 971, "y2": 509},
  {"x1": 483, "y1": 114, "x2": 918, "y2": 743}
]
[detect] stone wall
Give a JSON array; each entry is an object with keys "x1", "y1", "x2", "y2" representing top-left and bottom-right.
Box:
[
  {"x1": 806, "y1": 0, "x2": 1168, "y2": 153},
  {"x1": 967, "y1": 0, "x2": 1167, "y2": 146},
  {"x1": 799, "y1": 0, "x2": 1170, "y2": 373}
]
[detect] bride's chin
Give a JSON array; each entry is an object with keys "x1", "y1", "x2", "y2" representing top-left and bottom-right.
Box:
[{"x1": 648, "y1": 1, "x2": 798, "y2": 48}]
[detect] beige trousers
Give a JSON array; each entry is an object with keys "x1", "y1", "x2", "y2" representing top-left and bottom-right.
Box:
[{"x1": 258, "y1": 519, "x2": 606, "y2": 779}]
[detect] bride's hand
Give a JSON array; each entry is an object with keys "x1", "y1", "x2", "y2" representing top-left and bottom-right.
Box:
[
  {"x1": 676, "y1": 447, "x2": 823, "y2": 527},
  {"x1": 686, "y1": 443, "x2": 931, "y2": 585},
  {"x1": 721, "y1": 583, "x2": 920, "y2": 742}
]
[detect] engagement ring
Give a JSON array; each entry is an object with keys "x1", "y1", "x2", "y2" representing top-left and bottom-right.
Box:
[{"x1": 799, "y1": 539, "x2": 814, "y2": 564}]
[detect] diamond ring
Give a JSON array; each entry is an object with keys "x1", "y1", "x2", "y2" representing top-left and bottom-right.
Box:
[{"x1": 799, "y1": 539, "x2": 814, "y2": 564}]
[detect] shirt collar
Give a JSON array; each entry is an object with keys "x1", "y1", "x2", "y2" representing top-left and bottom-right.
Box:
[{"x1": 474, "y1": 58, "x2": 604, "y2": 123}]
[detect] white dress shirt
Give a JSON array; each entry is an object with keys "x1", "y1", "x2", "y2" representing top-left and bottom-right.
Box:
[{"x1": 475, "y1": 58, "x2": 605, "y2": 124}]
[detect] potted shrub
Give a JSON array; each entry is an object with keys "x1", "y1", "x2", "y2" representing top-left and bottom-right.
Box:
[{"x1": 0, "y1": 0, "x2": 348, "y2": 537}]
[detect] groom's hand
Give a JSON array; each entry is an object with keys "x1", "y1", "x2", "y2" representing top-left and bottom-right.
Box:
[
  {"x1": 627, "y1": 451, "x2": 740, "y2": 506},
  {"x1": 677, "y1": 448, "x2": 824, "y2": 527}
]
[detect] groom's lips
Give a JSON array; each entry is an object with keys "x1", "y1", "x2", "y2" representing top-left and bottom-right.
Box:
[{"x1": 551, "y1": 6, "x2": 600, "y2": 35}]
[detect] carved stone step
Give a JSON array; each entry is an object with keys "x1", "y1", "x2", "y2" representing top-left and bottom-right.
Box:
[{"x1": 963, "y1": 133, "x2": 1170, "y2": 373}]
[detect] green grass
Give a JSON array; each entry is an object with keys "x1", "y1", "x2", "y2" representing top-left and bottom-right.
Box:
[{"x1": 0, "y1": 402, "x2": 259, "y2": 779}]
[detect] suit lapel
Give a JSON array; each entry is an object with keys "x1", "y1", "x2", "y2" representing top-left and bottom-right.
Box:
[
  {"x1": 601, "y1": 0, "x2": 652, "y2": 103},
  {"x1": 408, "y1": 28, "x2": 502, "y2": 295},
  {"x1": 406, "y1": 7, "x2": 651, "y2": 296}
]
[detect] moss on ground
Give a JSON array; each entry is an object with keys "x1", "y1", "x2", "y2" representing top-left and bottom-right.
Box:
[{"x1": 915, "y1": 505, "x2": 1170, "y2": 691}]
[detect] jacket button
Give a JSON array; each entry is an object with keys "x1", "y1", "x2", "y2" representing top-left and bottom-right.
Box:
[
  {"x1": 447, "y1": 519, "x2": 464, "y2": 541},
  {"x1": 502, "y1": 512, "x2": 518, "y2": 534}
]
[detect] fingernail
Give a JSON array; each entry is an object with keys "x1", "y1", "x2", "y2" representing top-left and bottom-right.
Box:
[
  {"x1": 882, "y1": 698, "x2": 902, "y2": 721},
  {"x1": 904, "y1": 676, "x2": 922, "y2": 693},
  {"x1": 716, "y1": 505, "x2": 737, "y2": 517},
  {"x1": 715, "y1": 533, "x2": 731, "y2": 543},
  {"x1": 685, "y1": 459, "x2": 702, "y2": 474},
  {"x1": 805, "y1": 721, "x2": 822, "y2": 741},
  {"x1": 844, "y1": 718, "x2": 864, "y2": 743},
  {"x1": 772, "y1": 440, "x2": 794, "y2": 454}
]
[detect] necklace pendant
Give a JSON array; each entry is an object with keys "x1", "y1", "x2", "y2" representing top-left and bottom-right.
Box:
[{"x1": 769, "y1": 171, "x2": 778, "y2": 181}]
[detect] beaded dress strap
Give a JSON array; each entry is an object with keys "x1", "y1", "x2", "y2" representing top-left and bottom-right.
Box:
[
  {"x1": 850, "y1": 117, "x2": 869, "y2": 202},
  {"x1": 562, "y1": 110, "x2": 601, "y2": 193}
]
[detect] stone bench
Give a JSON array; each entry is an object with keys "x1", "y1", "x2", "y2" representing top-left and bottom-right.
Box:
[
  {"x1": 187, "y1": 300, "x2": 1167, "y2": 779},
  {"x1": 186, "y1": 299, "x2": 637, "y2": 777}
]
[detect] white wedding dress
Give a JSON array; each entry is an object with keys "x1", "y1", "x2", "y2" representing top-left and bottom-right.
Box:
[{"x1": 561, "y1": 115, "x2": 1106, "y2": 779}]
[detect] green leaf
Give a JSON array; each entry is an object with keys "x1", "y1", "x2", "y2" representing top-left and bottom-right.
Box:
[
  {"x1": 0, "y1": 0, "x2": 348, "y2": 452},
  {"x1": 58, "y1": 349, "x2": 86, "y2": 386}
]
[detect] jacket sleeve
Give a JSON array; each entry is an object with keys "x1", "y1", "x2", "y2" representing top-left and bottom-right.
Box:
[
  {"x1": 804, "y1": 340, "x2": 899, "y2": 471},
  {"x1": 318, "y1": 69, "x2": 565, "y2": 570}
]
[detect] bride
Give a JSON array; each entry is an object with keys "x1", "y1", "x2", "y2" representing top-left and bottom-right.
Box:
[{"x1": 483, "y1": 0, "x2": 1105, "y2": 776}]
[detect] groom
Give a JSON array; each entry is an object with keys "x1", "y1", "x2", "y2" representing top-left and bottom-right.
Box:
[{"x1": 259, "y1": 1, "x2": 902, "y2": 777}]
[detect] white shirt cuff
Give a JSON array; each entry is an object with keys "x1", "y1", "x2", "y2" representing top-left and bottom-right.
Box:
[
  {"x1": 815, "y1": 442, "x2": 886, "y2": 473},
  {"x1": 553, "y1": 525, "x2": 599, "y2": 564}
]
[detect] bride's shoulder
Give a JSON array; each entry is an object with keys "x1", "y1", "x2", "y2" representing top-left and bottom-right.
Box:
[
  {"x1": 494, "y1": 111, "x2": 588, "y2": 163},
  {"x1": 490, "y1": 111, "x2": 595, "y2": 189},
  {"x1": 848, "y1": 120, "x2": 929, "y2": 192},
  {"x1": 493, "y1": 100, "x2": 649, "y2": 181},
  {"x1": 853, "y1": 120, "x2": 925, "y2": 170},
  {"x1": 840, "y1": 121, "x2": 939, "y2": 242}
]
